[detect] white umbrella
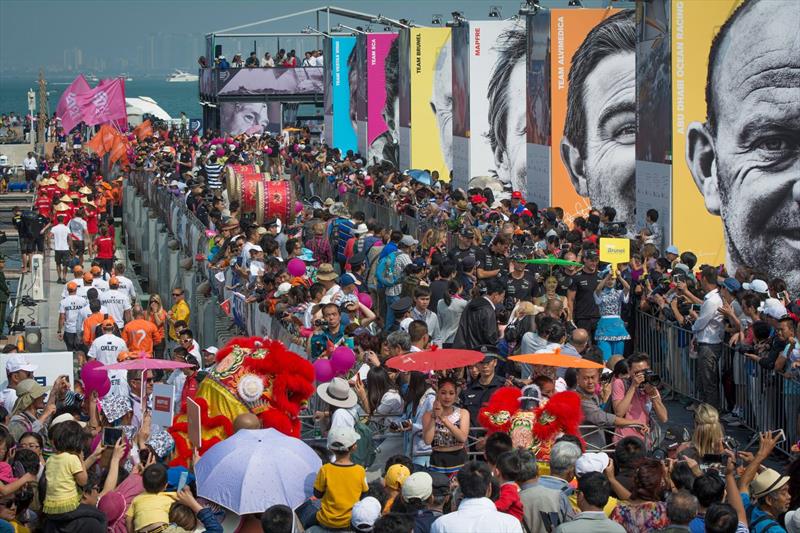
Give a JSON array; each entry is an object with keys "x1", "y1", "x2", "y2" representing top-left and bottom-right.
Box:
[{"x1": 195, "y1": 428, "x2": 322, "y2": 514}]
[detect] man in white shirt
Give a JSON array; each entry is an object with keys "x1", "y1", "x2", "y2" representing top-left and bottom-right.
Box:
[
  {"x1": 48, "y1": 214, "x2": 71, "y2": 284},
  {"x1": 430, "y1": 461, "x2": 523, "y2": 533},
  {"x1": 22, "y1": 152, "x2": 37, "y2": 193},
  {"x1": 113, "y1": 263, "x2": 137, "y2": 303},
  {"x1": 87, "y1": 319, "x2": 129, "y2": 395},
  {"x1": 61, "y1": 266, "x2": 85, "y2": 299},
  {"x1": 89, "y1": 266, "x2": 110, "y2": 292},
  {"x1": 0, "y1": 354, "x2": 37, "y2": 414},
  {"x1": 691, "y1": 266, "x2": 726, "y2": 411},
  {"x1": 67, "y1": 210, "x2": 88, "y2": 263},
  {"x1": 100, "y1": 277, "x2": 132, "y2": 328},
  {"x1": 58, "y1": 281, "x2": 87, "y2": 351}
]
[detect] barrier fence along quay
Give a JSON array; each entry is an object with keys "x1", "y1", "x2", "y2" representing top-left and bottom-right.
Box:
[
  {"x1": 634, "y1": 310, "x2": 799, "y2": 458},
  {"x1": 125, "y1": 171, "x2": 798, "y2": 456}
]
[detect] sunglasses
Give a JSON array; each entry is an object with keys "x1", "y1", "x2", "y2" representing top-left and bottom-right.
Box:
[
  {"x1": 0, "y1": 501, "x2": 16, "y2": 508},
  {"x1": 172, "y1": 293, "x2": 183, "y2": 297}
]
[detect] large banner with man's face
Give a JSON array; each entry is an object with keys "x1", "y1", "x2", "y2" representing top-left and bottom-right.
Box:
[
  {"x1": 466, "y1": 20, "x2": 527, "y2": 198},
  {"x1": 367, "y1": 33, "x2": 399, "y2": 167},
  {"x1": 354, "y1": 34, "x2": 368, "y2": 157},
  {"x1": 451, "y1": 25, "x2": 470, "y2": 191},
  {"x1": 635, "y1": 0, "x2": 672, "y2": 249},
  {"x1": 331, "y1": 36, "x2": 357, "y2": 154},
  {"x1": 398, "y1": 29, "x2": 412, "y2": 171},
  {"x1": 672, "y1": 0, "x2": 799, "y2": 293},
  {"x1": 219, "y1": 102, "x2": 281, "y2": 136},
  {"x1": 409, "y1": 28, "x2": 452, "y2": 180},
  {"x1": 526, "y1": 11, "x2": 552, "y2": 208},
  {"x1": 551, "y1": 8, "x2": 636, "y2": 226}
]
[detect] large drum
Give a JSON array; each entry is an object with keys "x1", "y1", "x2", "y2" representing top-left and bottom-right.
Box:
[
  {"x1": 255, "y1": 180, "x2": 296, "y2": 225},
  {"x1": 224, "y1": 164, "x2": 261, "y2": 205}
]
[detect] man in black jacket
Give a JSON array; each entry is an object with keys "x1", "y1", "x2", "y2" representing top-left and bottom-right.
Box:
[{"x1": 452, "y1": 277, "x2": 505, "y2": 350}]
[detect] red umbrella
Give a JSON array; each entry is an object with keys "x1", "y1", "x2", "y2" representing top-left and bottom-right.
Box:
[
  {"x1": 510, "y1": 348, "x2": 604, "y2": 369},
  {"x1": 385, "y1": 348, "x2": 485, "y2": 372}
]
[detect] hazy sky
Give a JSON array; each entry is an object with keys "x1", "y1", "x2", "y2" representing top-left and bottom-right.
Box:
[{"x1": 1, "y1": 0, "x2": 629, "y2": 73}]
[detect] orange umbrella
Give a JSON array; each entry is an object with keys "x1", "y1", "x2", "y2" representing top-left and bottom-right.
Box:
[{"x1": 510, "y1": 348, "x2": 604, "y2": 369}]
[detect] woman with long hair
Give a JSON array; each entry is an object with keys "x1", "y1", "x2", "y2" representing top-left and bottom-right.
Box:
[
  {"x1": 422, "y1": 377, "x2": 470, "y2": 475},
  {"x1": 437, "y1": 279, "x2": 467, "y2": 348},
  {"x1": 401, "y1": 372, "x2": 436, "y2": 467},
  {"x1": 145, "y1": 294, "x2": 167, "y2": 359},
  {"x1": 354, "y1": 366, "x2": 404, "y2": 479},
  {"x1": 534, "y1": 275, "x2": 571, "y2": 321},
  {"x1": 610, "y1": 458, "x2": 670, "y2": 532},
  {"x1": 690, "y1": 403, "x2": 725, "y2": 457}
]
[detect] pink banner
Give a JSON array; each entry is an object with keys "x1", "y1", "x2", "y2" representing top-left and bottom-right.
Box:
[
  {"x1": 55, "y1": 75, "x2": 91, "y2": 133},
  {"x1": 78, "y1": 78, "x2": 128, "y2": 129},
  {"x1": 367, "y1": 33, "x2": 398, "y2": 144}
]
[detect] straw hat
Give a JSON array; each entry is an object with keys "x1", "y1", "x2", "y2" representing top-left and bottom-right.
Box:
[
  {"x1": 54, "y1": 203, "x2": 70, "y2": 212},
  {"x1": 79, "y1": 186, "x2": 92, "y2": 194},
  {"x1": 316, "y1": 263, "x2": 337, "y2": 281},
  {"x1": 59, "y1": 194, "x2": 72, "y2": 203},
  {"x1": 316, "y1": 377, "x2": 357, "y2": 408},
  {"x1": 12, "y1": 379, "x2": 51, "y2": 414},
  {"x1": 750, "y1": 468, "x2": 790, "y2": 499}
]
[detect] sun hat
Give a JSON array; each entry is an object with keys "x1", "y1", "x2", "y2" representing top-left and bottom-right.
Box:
[
  {"x1": 99, "y1": 394, "x2": 132, "y2": 422},
  {"x1": 12, "y1": 379, "x2": 51, "y2": 414},
  {"x1": 750, "y1": 467, "x2": 790, "y2": 499},
  {"x1": 384, "y1": 464, "x2": 411, "y2": 490},
  {"x1": 316, "y1": 377, "x2": 357, "y2": 408},
  {"x1": 402, "y1": 472, "x2": 433, "y2": 501},
  {"x1": 326, "y1": 425, "x2": 360, "y2": 452},
  {"x1": 575, "y1": 452, "x2": 610, "y2": 476},
  {"x1": 743, "y1": 279, "x2": 769, "y2": 294},
  {"x1": 316, "y1": 263, "x2": 338, "y2": 281},
  {"x1": 351, "y1": 496, "x2": 381, "y2": 532},
  {"x1": 51, "y1": 413, "x2": 86, "y2": 428},
  {"x1": 353, "y1": 223, "x2": 368, "y2": 235}
]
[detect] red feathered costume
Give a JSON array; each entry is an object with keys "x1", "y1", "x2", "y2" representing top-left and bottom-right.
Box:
[
  {"x1": 478, "y1": 387, "x2": 584, "y2": 461},
  {"x1": 168, "y1": 337, "x2": 315, "y2": 467}
]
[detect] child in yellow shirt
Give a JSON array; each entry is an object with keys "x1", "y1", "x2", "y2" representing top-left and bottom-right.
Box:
[
  {"x1": 312, "y1": 426, "x2": 368, "y2": 530},
  {"x1": 43, "y1": 420, "x2": 102, "y2": 516},
  {"x1": 126, "y1": 463, "x2": 176, "y2": 533}
]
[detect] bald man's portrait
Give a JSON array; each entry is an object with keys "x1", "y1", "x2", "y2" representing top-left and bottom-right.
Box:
[
  {"x1": 686, "y1": 0, "x2": 800, "y2": 294},
  {"x1": 560, "y1": 10, "x2": 636, "y2": 228},
  {"x1": 430, "y1": 35, "x2": 453, "y2": 173}
]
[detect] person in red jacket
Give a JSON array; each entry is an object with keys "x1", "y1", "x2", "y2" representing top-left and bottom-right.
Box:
[
  {"x1": 94, "y1": 224, "x2": 115, "y2": 276},
  {"x1": 493, "y1": 450, "x2": 525, "y2": 521}
]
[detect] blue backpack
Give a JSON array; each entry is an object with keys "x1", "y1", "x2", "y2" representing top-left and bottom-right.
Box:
[{"x1": 376, "y1": 251, "x2": 400, "y2": 289}]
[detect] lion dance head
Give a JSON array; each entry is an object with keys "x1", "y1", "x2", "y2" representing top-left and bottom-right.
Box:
[{"x1": 168, "y1": 337, "x2": 315, "y2": 467}]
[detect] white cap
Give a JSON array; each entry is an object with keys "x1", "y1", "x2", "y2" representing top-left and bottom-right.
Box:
[
  {"x1": 402, "y1": 472, "x2": 433, "y2": 501},
  {"x1": 6, "y1": 354, "x2": 37, "y2": 374},
  {"x1": 758, "y1": 298, "x2": 788, "y2": 320},
  {"x1": 743, "y1": 279, "x2": 769, "y2": 294},
  {"x1": 274, "y1": 282, "x2": 292, "y2": 297},
  {"x1": 575, "y1": 452, "x2": 610, "y2": 476},
  {"x1": 51, "y1": 413, "x2": 86, "y2": 428},
  {"x1": 327, "y1": 426, "x2": 360, "y2": 452},
  {"x1": 202, "y1": 346, "x2": 218, "y2": 355},
  {"x1": 351, "y1": 496, "x2": 381, "y2": 531}
]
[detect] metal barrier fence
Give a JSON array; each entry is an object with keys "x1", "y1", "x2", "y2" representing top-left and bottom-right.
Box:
[
  {"x1": 634, "y1": 310, "x2": 799, "y2": 458},
  {"x1": 126, "y1": 171, "x2": 797, "y2": 460}
]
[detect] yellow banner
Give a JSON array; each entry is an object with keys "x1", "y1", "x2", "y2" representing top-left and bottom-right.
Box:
[
  {"x1": 409, "y1": 27, "x2": 452, "y2": 179},
  {"x1": 671, "y1": 0, "x2": 740, "y2": 267}
]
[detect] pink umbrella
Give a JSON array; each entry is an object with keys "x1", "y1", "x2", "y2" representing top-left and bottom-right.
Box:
[{"x1": 99, "y1": 359, "x2": 193, "y2": 371}]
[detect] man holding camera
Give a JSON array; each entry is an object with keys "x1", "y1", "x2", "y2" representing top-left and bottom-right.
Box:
[
  {"x1": 309, "y1": 303, "x2": 348, "y2": 360},
  {"x1": 576, "y1": 367, "x2": 647, "y2": 451},
  {"x1": 611, "y1": 353, "x2": 667, "y2": 444}
]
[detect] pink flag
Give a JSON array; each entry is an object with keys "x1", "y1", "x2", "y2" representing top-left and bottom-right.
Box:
[
  {"x1": 55, "y1": 75, "x2": 91, "y2": 133},
  {"x1": 77, "y1": 78, "x2": 128, "y2": 128}
]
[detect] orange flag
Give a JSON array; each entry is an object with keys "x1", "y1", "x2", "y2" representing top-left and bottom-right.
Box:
[
  {"x1": 109, "y1": 133, "x2": 129, "y2": 166},
  {"x1": 133, "y1": 119, "x2": 153, "y2": 142},
  {"x1": 85, "y1": 129, "x2": 107, "y2": 156}
]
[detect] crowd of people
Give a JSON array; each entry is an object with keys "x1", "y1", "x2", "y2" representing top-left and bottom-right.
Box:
[
  {"x1": 0, "y1": 121, "x2": 797, "y2": 533},
  {"x1": 200, "y1": 48, "x2": 324, "y2": 70}
]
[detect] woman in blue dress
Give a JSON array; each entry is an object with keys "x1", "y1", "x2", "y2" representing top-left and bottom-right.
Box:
[{"x1": 594, "y1": 269, "x2": 631, "y2": 361}]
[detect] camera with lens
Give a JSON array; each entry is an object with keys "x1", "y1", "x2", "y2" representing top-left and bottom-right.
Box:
[
  {"x1": 600, "y1": 371, "x2": 614, "y2": 383},
  {"x1": 600, "y1": 221, "x2": 627, "y2": 237},
  {"x1": 642, "y1": 369, "x2": 661, "y2": 387},
  {"x1": 314, "y1": 319, "x2": 330, "y2": 330}
]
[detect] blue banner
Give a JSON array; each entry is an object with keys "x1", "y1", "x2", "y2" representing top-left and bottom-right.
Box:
[{"x1": 332, "y1": 36, "x2": 358, "y2": 154}]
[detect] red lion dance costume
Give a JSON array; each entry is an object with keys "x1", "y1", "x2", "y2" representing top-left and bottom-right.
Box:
[
  {"x1": 478, "y1": 387, "x2": 584, "y2": 461},
  {"x1": 169, "y1": 337, "x2": 315, "y2": 467}
]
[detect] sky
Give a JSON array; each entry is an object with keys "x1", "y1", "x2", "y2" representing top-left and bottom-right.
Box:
[{"x1": 0, "y1": 0, "x2": 630, "y2": 76}]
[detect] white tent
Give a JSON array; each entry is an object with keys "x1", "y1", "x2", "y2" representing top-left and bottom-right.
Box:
[{"x1": 126, "y1": 96, "x2": 171, "y2": 126}]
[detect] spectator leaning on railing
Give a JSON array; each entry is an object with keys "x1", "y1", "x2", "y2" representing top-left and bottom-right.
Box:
[{"x1": 691, "y1": 265, "x2": 726, "y2": 411}]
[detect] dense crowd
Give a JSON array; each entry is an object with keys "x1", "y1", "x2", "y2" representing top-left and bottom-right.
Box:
[
  {"x1": 199, "y1": 48, "x2": 324, "y2": 70},
  {"x1": 0, "y1": 123, "x2": 797, "y2": 533}
]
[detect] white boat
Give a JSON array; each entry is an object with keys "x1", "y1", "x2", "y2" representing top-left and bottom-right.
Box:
[
  {"x1": 86, "y1": 74, "x2": 99, "y2": 83},
  {"x1": 167, "y1": 69, "x2": 198, "y2": 82}
]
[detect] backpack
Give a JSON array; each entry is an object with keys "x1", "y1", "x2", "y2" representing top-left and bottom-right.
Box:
[
  {"x1": 350, "y1": 417, "x2": 377, "y2": 468},
  {"x1": 746, "y1": 504, "x2": 782, "y2": 533},
  {"x1": 376, "y1": 251, "x2": 399, "y2": 289}
]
